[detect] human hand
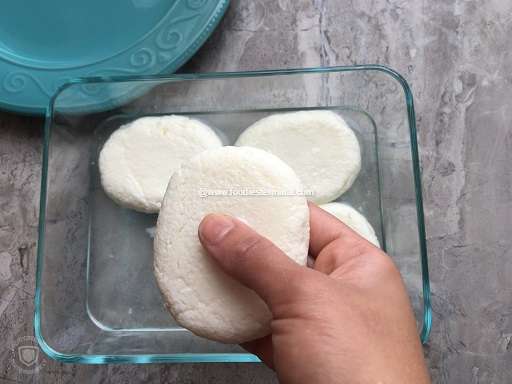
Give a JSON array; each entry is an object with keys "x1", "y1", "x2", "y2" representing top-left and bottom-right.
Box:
[{"x1": 198, "y1": 203, "x2": 430, "y2": 384}]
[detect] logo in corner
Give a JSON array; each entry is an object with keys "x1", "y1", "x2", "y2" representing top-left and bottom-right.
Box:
[{"x1": 10, "y1": 336, "x2": 46, "y2": 374}]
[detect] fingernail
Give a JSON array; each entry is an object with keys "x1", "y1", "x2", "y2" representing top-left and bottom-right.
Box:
[{"x1": 199, "y1": 214, "x2": 234, "y2": 245}]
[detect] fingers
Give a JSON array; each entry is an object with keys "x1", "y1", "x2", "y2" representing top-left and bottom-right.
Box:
[
  {"x1": 308, "y1": 202, "x2": 374, "y2": 256},
  {"x1": 241, "y1": 335, "x2": 274, "y2": 368},
  {"x1": 198, "y1": 214, "x2": 307, "y2": 309},
  {"x1": 308, "y1": 203, "x2": 377, "y2": 274},
  {"x1": 308, "y1": 202, "x2": 353, "y2": 257}
]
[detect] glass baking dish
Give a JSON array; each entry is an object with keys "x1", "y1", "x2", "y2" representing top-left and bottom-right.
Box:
[{"x1": 35, "y1": 65, "x2": 431, "y2": 364}]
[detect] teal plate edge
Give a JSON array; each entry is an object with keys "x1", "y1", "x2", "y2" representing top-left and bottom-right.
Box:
[{"x1": 0, "y1": 0, "x2": 230, "y2": 115}]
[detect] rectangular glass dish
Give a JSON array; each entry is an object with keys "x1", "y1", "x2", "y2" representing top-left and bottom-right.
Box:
[{"x1": 36, "y1": 66, "x2": 431, "y2": 363}]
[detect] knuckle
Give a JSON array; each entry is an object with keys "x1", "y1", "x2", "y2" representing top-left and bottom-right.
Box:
[
  {"x1": 380, "y1": 255, "x2": 401, "y2": 278},
  {"x1": 234, "y1": 234, "x2": 273, "y2": 262},
  {"x1": 371, "y1": 252, "x2": 401, "y2": 282}
]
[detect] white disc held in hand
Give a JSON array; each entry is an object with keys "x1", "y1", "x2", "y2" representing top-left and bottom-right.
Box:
[{"x1": 154, "y1": 146, "x2": 309, "y2": 343}]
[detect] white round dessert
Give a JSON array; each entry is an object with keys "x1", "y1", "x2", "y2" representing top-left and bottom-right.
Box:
[
  {"x1": 154, "y1": 146, "x2": 309, "y2": 343},
  {"x1": 99, "y1": 115, "x2": 222, "y2": 213},
  {"x1": 236, "y1": 110, "x2": 361, "y2": 204}
]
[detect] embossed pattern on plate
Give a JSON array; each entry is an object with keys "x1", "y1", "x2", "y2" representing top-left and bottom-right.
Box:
[{"x1": 0, "y1": 0, "x2": 229, "y2": 114}]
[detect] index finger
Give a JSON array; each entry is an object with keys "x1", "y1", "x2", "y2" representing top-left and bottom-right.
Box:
[{"x1": 308, "y1": 202, "x2": 374, "y2": 258}]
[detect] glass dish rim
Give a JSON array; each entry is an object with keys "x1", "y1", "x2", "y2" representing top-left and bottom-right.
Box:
[{"x1": 35, "y1": 64, "x2": 431, "y2": 364}]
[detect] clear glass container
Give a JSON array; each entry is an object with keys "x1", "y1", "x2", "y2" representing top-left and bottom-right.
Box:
[{"x1": 36, "y1": 66, "x2": 431, "y2": 363}]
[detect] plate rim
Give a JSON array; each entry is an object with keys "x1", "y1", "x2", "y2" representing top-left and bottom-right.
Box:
[{"x1": 0, "y1": 0, "x2": 230, "y2": 115}]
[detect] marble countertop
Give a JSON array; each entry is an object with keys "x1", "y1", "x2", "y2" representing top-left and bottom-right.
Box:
[{"x1": 1, "y1": 1, "x2": 511, "y2": 383}]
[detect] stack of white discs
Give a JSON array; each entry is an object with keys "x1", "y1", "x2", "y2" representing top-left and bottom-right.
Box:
[{"x1": 98, "y1": 110, "x2": 379, "y2": 344}]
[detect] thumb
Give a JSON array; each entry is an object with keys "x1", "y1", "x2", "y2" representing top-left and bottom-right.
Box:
[{"x1": 198, "y1": 213, "x2": 307, "y2": 309}]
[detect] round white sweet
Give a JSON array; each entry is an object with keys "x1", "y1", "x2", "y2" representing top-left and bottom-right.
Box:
[
  {"x1": 320, "y1": 202, "x2": 380, "y2": 247},
  {"x1": 99, "y1": 116, "x2": 222, "y2": 213},
  {"x1": 235, "y1": 110, "x2": 361, "y2": 204},
  {"x1": 154, "y1": 146, "x2": 309, "y2": 343}
]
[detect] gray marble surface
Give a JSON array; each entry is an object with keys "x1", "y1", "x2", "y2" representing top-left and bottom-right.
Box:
[{"x1": 1, "y1": 0, "x2": 511, "y2": 383}]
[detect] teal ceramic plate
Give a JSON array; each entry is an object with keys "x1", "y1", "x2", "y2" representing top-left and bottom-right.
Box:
[{"x1": 0, "y1": 0, "x2": 229, "y2": 114}]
